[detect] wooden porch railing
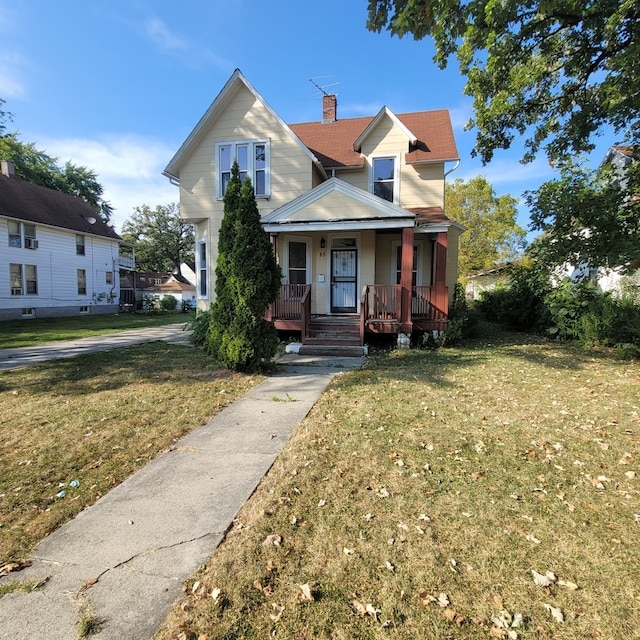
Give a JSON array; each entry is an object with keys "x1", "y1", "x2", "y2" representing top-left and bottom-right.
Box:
[
  {"x1": 412, "y1": 285, "x2": 449, "y2": 323},
  {"x1": 361, "y1": 284, "x2": 449, "y2": 326},
  {"x1": 270, "y1": 284, "x2": 311, "y2": 320},
  {"x1": 364, "y1": 284, "x2": 402, "y2": 321},
  {"x1": 300, "y1": 285, "x2": 311, "y2": 342}
]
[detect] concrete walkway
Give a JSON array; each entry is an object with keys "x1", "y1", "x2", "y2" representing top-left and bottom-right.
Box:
[
  {"x1": 0, "y1": 323, "x2": 192, "y2": 371},
  {"x1": 0, "y1": 328, "x2": 364, "y2": 639}
]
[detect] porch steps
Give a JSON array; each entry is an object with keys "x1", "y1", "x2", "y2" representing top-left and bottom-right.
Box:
[{"x1": 302, "y1": 315, "x2": 365, "y2": 356}]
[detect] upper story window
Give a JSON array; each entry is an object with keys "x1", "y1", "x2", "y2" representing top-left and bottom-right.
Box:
[
  {"x1": 76, "y1": 235, "x2": 85, "y2": 255},
  {"x1": 8, "y1": 221, "x2": 38, "y2": 249},
  {"x1": 216, "y1": 140, "x2": 269, "y2": 198},
  {"x1": 372, "y1": 156, "x2": 399, "y2": 204}
]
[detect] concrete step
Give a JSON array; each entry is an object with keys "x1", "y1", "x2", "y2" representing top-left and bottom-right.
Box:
[{"x1": 299, "y1": 344, "x2": 368, "y2": 357}]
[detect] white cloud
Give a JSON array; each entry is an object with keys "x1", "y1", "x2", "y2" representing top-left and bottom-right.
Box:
[
  {"x1": 453, "y1": 155, "x2": 555, "y2": 195},
  {"x1": 144, "y1": 17, "x2": 187, "y2": 52},
  {"x1": 35, "y1": 134, "x2": 179, "y2": 233},
  {"x1": 0, "y1": 52, "x2": 27, "y2": 99}
]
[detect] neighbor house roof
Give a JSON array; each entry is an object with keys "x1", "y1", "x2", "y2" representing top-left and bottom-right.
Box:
[
  {"x1": 0, "y1": 173, "x2": 122, "y2": 241},
  {"x1": 290, "y1": 109, "x2": 459, "y2": 170}
]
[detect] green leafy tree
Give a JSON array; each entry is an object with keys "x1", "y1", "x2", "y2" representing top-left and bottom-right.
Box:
[
  {"x1": 367, "y1": 0, "x2": 639, "y2": 164},
  {"x1": 206, "y1": 161, "x2": 282, "y2": 372},
  {"x1": 0, "y1": 128, "x2": 113, "y2": 222},
  {"x1": 121, "y1": 203, "x2": 194, "y2": 274},
  {"x1": 367, "y1": 1, "x2": 640, "y2": 271},
  {"x1": 527, "y1": 155, "x2": 640, "y2": 272},
  {"x1": 0, "y1": 98, "x2": 11, "y2": 135},
  {"x1": 446, "y1": 176, "x2": 525, "y2": 278}
]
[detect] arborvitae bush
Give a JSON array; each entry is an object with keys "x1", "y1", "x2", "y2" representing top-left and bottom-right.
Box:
[{"x1": 206, "y1": 162, "x2": 282, "y2": 371}]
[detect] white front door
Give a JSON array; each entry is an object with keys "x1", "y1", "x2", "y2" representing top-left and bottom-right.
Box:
[{"x1": 331, "y1": 248, "x2": 357, "y2": 313}]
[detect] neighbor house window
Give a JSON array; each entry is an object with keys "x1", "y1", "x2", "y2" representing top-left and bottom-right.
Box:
[
  {"x1": 8, "y1": 221, "x2": 21, "y2": 247},
  {"x1": 76, "y1": 235, "x2": 85, "y2": 255},
  {"x1": 372, "y1": 156, "x2": 398, "y2": 203},
  {"x1": 216, "y1": 140, "x2": 270, "y2": 198},
  {"x1": 77, "y1": 269, "x2": 87, "y2": 295},
  {"x1": 105, "y1": 271, "x2": 113, "y2": 285},
  {"x1": 25, "y1": 265, "x2": 37, "y2": 294},
  {"x1": 9, "y1": 264, "x2": 37, "y2": 295},
  {"x1": 198, "y1": 242, "x2": 207, "y2": 297},
  {"x1": 10, "y1": 263, "x2": 23, "y2": 295},
  {"x1": 8, "y1": 221, "x2": 38, "y2": 248}
]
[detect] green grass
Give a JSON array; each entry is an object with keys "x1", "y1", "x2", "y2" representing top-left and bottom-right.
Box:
[
  {"x1": 0, "y1": 342, "x2": 260, "y2": 564},
  {"x1": 0, "y1": 311, "x2": 195, "y2": 349},
  {"x1": 155, "y1": 328, "x2": 640, "y2": 640}
]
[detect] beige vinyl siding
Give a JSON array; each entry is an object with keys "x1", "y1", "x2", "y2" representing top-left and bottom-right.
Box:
[
  {"x1": 179, "y1": 85, "x2": 313, "y2": 226},
  {"x1": 337, "y1": 115, "x2": 446, "y2": 210}
]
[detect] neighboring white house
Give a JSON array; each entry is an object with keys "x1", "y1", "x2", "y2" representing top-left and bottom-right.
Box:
[{"x1": 0, "y1": 160, "x2": 135, "y2": 320}]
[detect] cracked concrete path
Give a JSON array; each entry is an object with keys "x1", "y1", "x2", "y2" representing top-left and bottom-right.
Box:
[{"x1": 0, "y1": 353, "x2": 364, "y2": 639}]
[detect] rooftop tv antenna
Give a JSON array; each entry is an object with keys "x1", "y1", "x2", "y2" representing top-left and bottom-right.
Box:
[{"x1": 309, "y1": 77, "x2": 340, "y2": 97}]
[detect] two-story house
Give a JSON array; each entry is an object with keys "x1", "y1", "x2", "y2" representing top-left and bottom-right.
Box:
[
  {"x1": 0, "y1": 160, "x2": 135, "y2": 321},
  {"x1": 163, "y1": 69, "x2": 463, "y2": 346}
]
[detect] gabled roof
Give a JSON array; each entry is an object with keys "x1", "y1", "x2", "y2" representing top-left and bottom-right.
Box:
[
  {"x1": 0, "y1": 174, "x2": 122, "y2": 240},
  {"x1": 353, "y1": 106, "x2": 417, "y2": 152},
  {"x1": 290, "y1": 109, "x2": 459, "y2": 169},
  {"x1": 262, "y1": 177, "x2": 416, "y2": 232},
  {"x1": 163, "y1": 69, "x2": 327, "y2": 181}
]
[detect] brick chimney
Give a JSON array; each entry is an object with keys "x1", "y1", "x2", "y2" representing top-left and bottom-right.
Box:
[
  {"x1": 322, "y1": 94, "x2": 337, "y2": 123},
  {"x1": 1, "y1": 160, "x2": 15, "y2": 178}
]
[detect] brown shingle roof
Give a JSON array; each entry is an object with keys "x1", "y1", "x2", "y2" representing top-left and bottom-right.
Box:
[
  {"x1": 0, "y1": 174, "x2": 122, "y2": 240},
  {"x1": 289, "y1": 109, "x2": 459, "y2": 169}
]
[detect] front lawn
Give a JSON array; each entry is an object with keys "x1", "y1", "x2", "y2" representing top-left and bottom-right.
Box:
[
  {"x1": 0, "y1": 343, "x2": 260, "y2": 565},
  {"x1": 156, "y1": 330, "x2": 639, "y2": 640}
]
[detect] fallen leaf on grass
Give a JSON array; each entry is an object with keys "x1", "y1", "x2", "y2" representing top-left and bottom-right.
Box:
[
  {"x1": 262, "y1": 534, "x2": 282, "y2": 547},
  {"x1": 210, "y1": 587, "x2": 222, "y2": 601},
  {"x1": 0, "y1": 560, "x2": 31, "y2": 577},
  {"x1": 542, "y1": 603, "x2": 564, "y2": 623},
  {"x1": 270, "y1": 603, "x2": 284, "y2": 622},
  {"x1": 443, "y1": 608, "x2": 466, "y2": 625},
  {"x1": 471, "y1": 471, "x2": 485, "y2": 480},
  {"x1": 418, "y1": 591, "x2": 450, "y2": 608},
  {"x1": 253, "y1": 580, "x2": 273, "y2": 596},
  {"x1": 619, "y1": 452, "x2": 634, "y2": 465},
  {"x1": 532, "y1": 570, "x2": 557, "y2": 587},
  {"x1": 297, "y1": 583, "x2": 314, "y2": 602},
  {"x1": 526, "y1": 534, "x2": 541, "y2": 544},
  {"x1": 558, "y1": 579, "x2": 579, "y2": 590},
  {"x1": 352, "y1": 599, "x2": 381, "y2": 620}
]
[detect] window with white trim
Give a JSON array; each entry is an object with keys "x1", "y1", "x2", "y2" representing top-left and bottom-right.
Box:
[
  {"x1": 76, "y1": 235, "x2": 85, "y2": 256},
  {"x1": 77, "y1": 269, "x2": 87, "y2": 295},
  {"x1": 372, "y1": 156, "x2": 399, "y2": 203},
  {"x1": 216, "y1": 140, "x2": 269, "y2": 198},
  {"x1": 10, "y1": 264, "x2": 37, "y2": 295},
  {"x1": 394, "y1": 244, "x2": 419, "y2": 287},
  {"x1": 106, "y1": 271, "x2": 113, "y2": 285},
  {"x1": 8, "y1": 221, "x2": 38, "y2": 248},
  {"x1": 197, "y1": 242, "x2": 207, "y2": 297}
]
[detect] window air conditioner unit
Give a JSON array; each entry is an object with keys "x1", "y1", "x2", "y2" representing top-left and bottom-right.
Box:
[
  {"x1": 11, "y1": 288, "x2": 23, "y2": 295},
  {"x1": 25, "y1": 238, "x2": 39, "y2": 249}
]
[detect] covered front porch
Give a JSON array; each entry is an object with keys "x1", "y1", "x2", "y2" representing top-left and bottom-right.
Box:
[{"x1": 261, "y1": 178, "x2": 457, "y2": 347}]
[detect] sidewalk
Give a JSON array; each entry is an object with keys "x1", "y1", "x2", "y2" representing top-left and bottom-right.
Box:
[
  {"x1": 0, "y1": 323, "x2": 191, "y2": 371},
  {"x1": 0, "y1": 329, "x2": 364, "y2": 639}
]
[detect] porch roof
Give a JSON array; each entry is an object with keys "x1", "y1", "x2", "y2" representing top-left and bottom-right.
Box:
[{"x1": 261, "y1": 177, "x2": 415, "y2": 232}]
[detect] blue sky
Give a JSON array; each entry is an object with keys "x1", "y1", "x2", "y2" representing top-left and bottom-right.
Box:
[{"x1": 0, "y1": 1, "x2": 612, "y2": 236}]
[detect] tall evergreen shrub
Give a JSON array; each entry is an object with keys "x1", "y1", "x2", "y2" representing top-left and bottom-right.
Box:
[{"x1": 206, "y1": 162, "x2": 282, "y2": 371}]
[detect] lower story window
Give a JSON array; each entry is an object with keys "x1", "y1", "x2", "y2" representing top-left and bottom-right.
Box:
[
  {"x1": 198, "y1": 242, "x2": 207, "y2": 297},
  {"x1": 10, "y1": 263, "x2": 37, "y2": 295},
  {"x1": 80, "y1": 305, "x2": 90, "y2": 314},
  {"x1": 77, "y1": 269, "x2": 87, "y2": 295},
  {"x1": 21, "y1": 308, "x2": 36, "y2": 318}
]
